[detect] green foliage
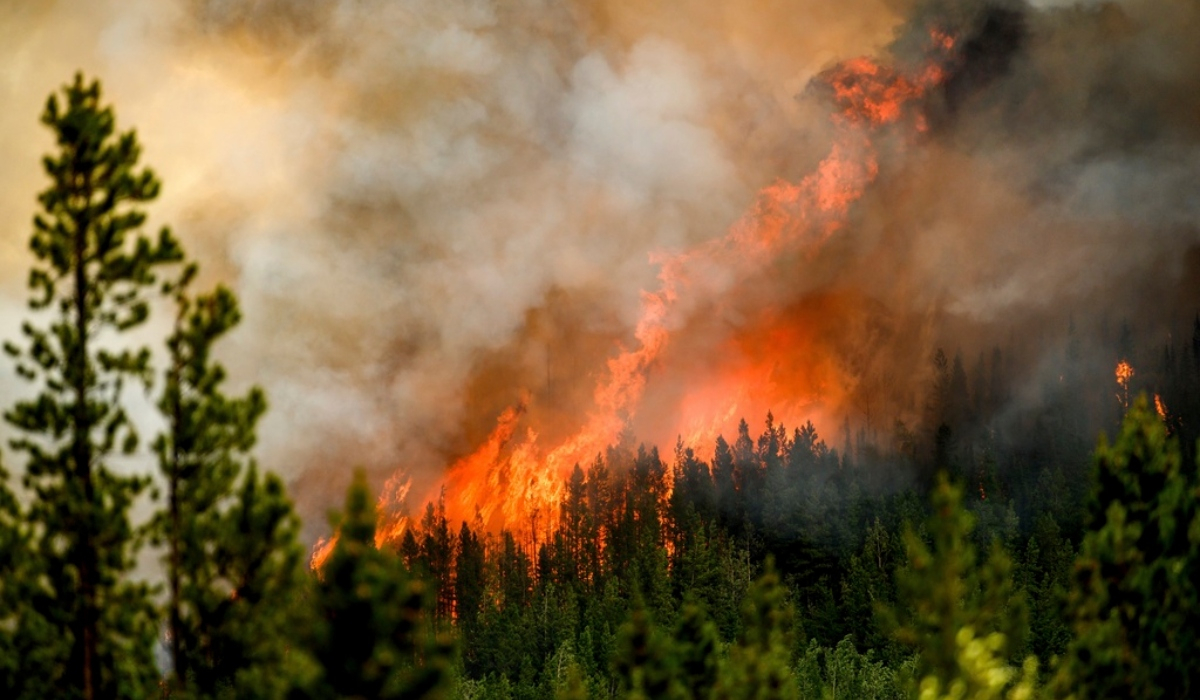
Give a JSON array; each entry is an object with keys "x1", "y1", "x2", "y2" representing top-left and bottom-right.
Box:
[
  {"x1": 912, "y1": 629, "x2": 1039, "y2": 700},
  {"x1": 1056, "y1": 396, "x2": 1200, "y2": 699},
  {"x1": 714, "y1": 561, "x2": 799, "y2": 700},
  {"x1": 0, "y1": 455, "x2": 58, "y2": 700},
  {"x1": 3, "y1": 72, "x2": 182, "y2": 700},
  {"x1": 674, "y1": 600, "x2": 721, "y2": 699},
  {"x1": 610, "y1": 597, "x2": 721, "y2": 700},
  {"x1": 153, "y1": 254, "x2": 307, "y2": 698},
  {"x1": 305, "y1": 471, "x2": 453, "y2": 700},
  {"x1": 881, "y1": 474, "x2": 1032, "y2": 699},
  {"x1": 206, "y1": 466, "x2": 313, "y2": 698},
  {"x1": 1015, "y1": 515, "x2": 1073, "y2": 666},
  {"x1": 841, "y1": 518, "x2": 901, "y2": 656},
  {"x1": 795, "y1": 636, "x2": 908, "y2": 700},
  {"x1": 613, "y1": 602, "x2": 678, "y2": 700}
]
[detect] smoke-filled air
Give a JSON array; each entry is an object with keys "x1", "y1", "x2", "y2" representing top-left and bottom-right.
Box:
[
  {"x1": 4, "y1": 0, "x2": 1200, "y2": 542},
  {"x1": 2, "y1": 0, "x2": 1199, "y2": 544}
]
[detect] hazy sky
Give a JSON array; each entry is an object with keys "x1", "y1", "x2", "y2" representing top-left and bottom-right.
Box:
[{"x1": 3, "y1": 0, "x2": 1199, "y2": 539}]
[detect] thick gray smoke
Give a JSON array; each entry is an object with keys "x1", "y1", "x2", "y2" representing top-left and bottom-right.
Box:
[{"x1": 2, "y1": 0, "x2": 1198, "y2": 540}]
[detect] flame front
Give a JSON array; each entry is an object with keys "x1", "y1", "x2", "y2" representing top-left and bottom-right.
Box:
[
  {"x1": 315, "y1": 29, "x2": 960, "y2": 565},
  {"x1": 1116, "y1": 360, "x2": 1134, "y2": 410}
]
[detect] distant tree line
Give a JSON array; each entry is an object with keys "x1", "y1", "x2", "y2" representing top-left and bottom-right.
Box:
[{"x1": 1, "y1": 74, "x2": 1197, "y2": 700}]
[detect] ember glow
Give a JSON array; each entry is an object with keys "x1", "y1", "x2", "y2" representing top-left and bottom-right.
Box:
[
  {"x1": 361, "y1": 29, "x2": 960, "y2": 551},
  {"x1": 1155, "y1": 394, "x2": 1168, "y2": 422},
  {"x1": 1116, "y1": 360, "x2": 1135, "y2": 410}
]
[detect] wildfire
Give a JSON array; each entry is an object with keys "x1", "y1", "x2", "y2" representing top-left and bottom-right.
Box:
[
  {"x1": 309, "y1": 535, "x2": 337, "y2": 572},
  {"x1": 374, "y1": 473, "x2": 413, "y2": 548},
  {"x1": 312, "y1": 27, "x2": 961, "y2": 567},
  {"x1": 1116, "y1": 360, "x2": 1134, "y2": 410},
  {"x1": 1154, "y1": 394, "x2": 1168, "y2": 421}
]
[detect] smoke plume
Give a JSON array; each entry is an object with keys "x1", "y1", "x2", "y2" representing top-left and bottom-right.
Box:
[{"x1": 2, "y1": 0, "x2": 1199, "y2": 540}]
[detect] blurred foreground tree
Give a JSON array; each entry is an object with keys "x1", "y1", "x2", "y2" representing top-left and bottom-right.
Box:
[
  {"x1": 304, "y1": 471, "x2": 453, "y2": 700},
  {"x1": 1057, "y1": 396, "x2": 1200, "y2": 699},
  {"x1": 0, "y1": 455, "x2": 58, "y2": 699},
  {"x1": 714, "y1": 560, "x2": 799, "y2": 700},
  {"x1": 881, "y1": 474, "x2": 1037, "y2": 699},
  {"x1": 153, "y1": 261, "x2": 310, "y2": 697},
  {"x1": 3, "y1": 72, "x2": 181, "y2": 700}
]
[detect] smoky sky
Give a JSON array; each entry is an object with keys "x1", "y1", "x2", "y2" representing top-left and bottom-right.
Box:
[{"x1": 2, "y1": 0, "x2": 1198, "y2": 539}]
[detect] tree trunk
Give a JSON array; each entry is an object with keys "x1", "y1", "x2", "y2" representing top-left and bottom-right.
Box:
[
  {"x1": 72, "y1": 163, "x2": 97, "y2": 700},
  {"x1": 169, "y1": 349, "x2": 185, "y2": 689}
]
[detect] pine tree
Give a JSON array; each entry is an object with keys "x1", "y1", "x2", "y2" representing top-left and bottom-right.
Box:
[
  {"x1": 153, "y1": 258, "x2": 308, "y2": 696},
  {"x1": 0, "y1": 455, "x2": 58, "y2": 699},
  {"x1": 455, "y1": 522, "x2": 486, "y2": 628},
  {"x1": 3, "y1": 72, "x2": 182, "y2": 699},
  {"x1": 673, "y1": 600, "x2": 720, "y2": 700},
  {"x1": 713, "y1": 436, "x2": 738, "y2": 531},
  {"x1": 880, "y1": 474, "x2": 1033, "y2": 699},
  {"x1": 714, "y1": 560, "x2": 799, "y2": 700},
  {"x1": 613, "y1": 602, "x2": 678, "y2": 700},
  {"x1": 208, "y1": 465, "x2": 314, "y2": 697},
  {"x1": 561, "y1": 463, "x2": 589, "y2": 586},
  {"x1": 306, "y1": 471, "x2": 452, "y2": 700},
  {"x1": 841, "y1": 518, "x2": 899, "y2": 656},
  {"x1": 1056, "y1": 396, "x2": 1200, "y2": 699},
  {"x1": 418, "y1": 495, "x2": 455, "y2": 621}
]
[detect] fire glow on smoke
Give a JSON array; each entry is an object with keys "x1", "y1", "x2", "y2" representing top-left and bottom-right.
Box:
[{"x1": 312, "y1": 26, "x2": 960, "y2": 570}]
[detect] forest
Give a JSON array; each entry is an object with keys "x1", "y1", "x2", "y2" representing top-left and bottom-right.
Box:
[{"x1": 1, "y1": 66, "x2": 1199, "y2": 700}]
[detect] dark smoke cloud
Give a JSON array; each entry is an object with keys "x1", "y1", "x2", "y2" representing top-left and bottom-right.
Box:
[
  {"x1": 837, "y1": 0, "x2": 1200, "y2": 437},
  {"x1": 2, "y1": 0, "x2": 1198, "y2": 540},
  {"x1": 0, "y1": 0, "x2": 904, "y2": 538}
]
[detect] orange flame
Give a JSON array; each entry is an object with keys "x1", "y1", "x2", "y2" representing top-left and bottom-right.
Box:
[
  {"x1": 1116, "y1": 360, "x2": 1134, "y2": 409},
  {"x1": 309, "y1": 534, "x2": 337, "y2": 572},
  {"x1": 375, "y1": 473, "x2": 413, "y2": 548},
  {"x1": 1154, "y1": 394, "x2": 1168, "y2": 421},
  {"x1": 311, "y1": 27, "x2": 960, "y2": 566}
]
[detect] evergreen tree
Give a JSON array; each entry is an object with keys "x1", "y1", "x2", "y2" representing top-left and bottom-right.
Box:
[
  {"x1": 841, "y1": 518, "x2": 899, "y2": 656},
  {"x1": 795, "y1": 636, "x2": 907, "y2": 700},
  {"x1": 196, "y1": 465, "x2": 313, "y2": 698},
  {"x1": 3, "y1": 72, "x2": 182, "y2": 699},
  {"x1": 673, "y1": 600, "x2": 720, "y2": 700},
  {"x1": 0, "y1": 456, "x2": 58, "y2": 699},
  {"x1": 613, "y1": 602, "x2": 678, "y2": 700},
  {"x1": 153, "y1": 258, "x2": 307, "y2": 696},
  {"x1": 418, "y1": 495, "x2": 454, "y2": 621},
  {"x1": 1017, "y1": 514, "x2": 1073, "y2": 666},
  {"x1": 713, "y1": 436, "x2": 738, "y2": 531},
  {"x1": 1057, "y1": 396, "x2": 1200, "y2": 699},
  {"x1": 560, "y1": 463, "x2": 589, "y2": 586},
  {"x1": 305, "y1": 471, "x2": 452, "y2": 700},
  {"x1": 880, "y1": 474, "x2": 1031, "y2": 697},
  {"x1": 714, "y1": 560, "x2": 799, "y2": 700},
  {"x1": 455, "y1": 522, "x2": 486, "y2": 658}
]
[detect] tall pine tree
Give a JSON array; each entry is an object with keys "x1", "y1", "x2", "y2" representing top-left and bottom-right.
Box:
[
  {"x1": 1057, "y1": 396, "x2": 1200, "y2": 699},
  {"x1": 154, "y1": 260, "x2": 310, "y2": 696},
  {"x1": 3, "y1": 73, "x2": 181, "y2": 699},
  {"x1": 305, "y1": 471, "x2": 452, "y2": 700}
]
